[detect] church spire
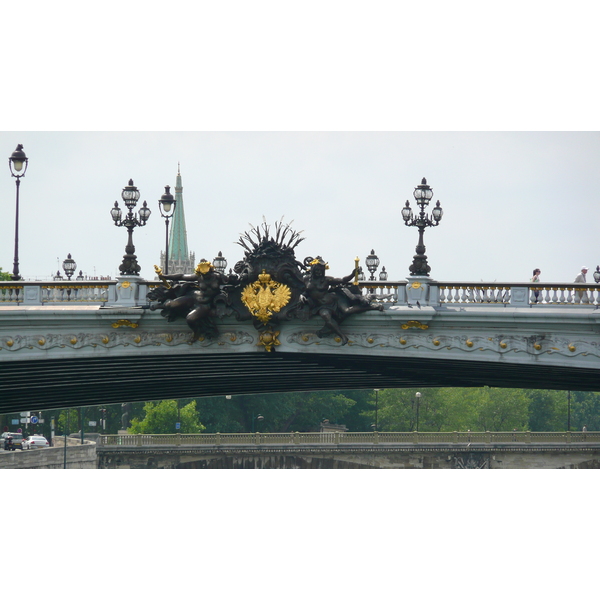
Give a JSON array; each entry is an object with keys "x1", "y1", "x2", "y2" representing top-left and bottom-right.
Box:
[
  {"x1": 160, "y1": 164, "x2": 195, "y2": 273},
  {"x1": 169, "y1": 164, "x2": 189, "y2": 260}
]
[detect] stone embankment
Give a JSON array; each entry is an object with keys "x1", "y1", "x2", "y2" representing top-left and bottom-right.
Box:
[{"x1": 0, "y1": 440, "x2": 97, "y2": 469}]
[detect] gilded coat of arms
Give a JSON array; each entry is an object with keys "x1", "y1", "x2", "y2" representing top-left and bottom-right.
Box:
[{"x1": 241, "y1": 270, "x2": 291, "y2": 325}]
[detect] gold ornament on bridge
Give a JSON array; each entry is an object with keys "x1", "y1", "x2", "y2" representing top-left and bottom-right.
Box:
[
  {"x1": 258, "y1": 328, "x2": 281, "y2": 352},
  {"x1": 401, "y1": 320, "x2": 429, "y2": 330},
  {"x1": 195, "y1": 260, "x2": 213, "y2": 275},
  {"x1": 111, "y1": 319, "x2": 139, "y2": 329},
  {"x1": 241, "y1": 270, "x2": 291, "y2": 325},
  {"x1": 154, "y1": 265, "x2": 172, "y2": 289}
]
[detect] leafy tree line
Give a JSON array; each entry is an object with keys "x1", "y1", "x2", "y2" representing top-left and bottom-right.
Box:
[{"x1": 2, "y1": 387, "x2": 598, "y2": 437}]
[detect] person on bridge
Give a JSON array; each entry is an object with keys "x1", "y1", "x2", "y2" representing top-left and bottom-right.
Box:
[
  {"x1": 574, "y1": 266, "x2": 589, "y2": 303},
  {"x1": 530, "y1": 268, "x2": 541, "y2": 303}
]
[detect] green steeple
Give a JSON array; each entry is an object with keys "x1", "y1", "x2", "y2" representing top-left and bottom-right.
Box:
[
  {"x1": 169, "y1": 163, "x2": 189, "y2": 260},
  {"x1": 161, "y1": 164, "x2": 195, "y2": 274}
]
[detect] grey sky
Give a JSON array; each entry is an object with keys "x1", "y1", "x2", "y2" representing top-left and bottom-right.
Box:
[{"x1": 1, "y1": 131, "x2": 599, "y2": 284}]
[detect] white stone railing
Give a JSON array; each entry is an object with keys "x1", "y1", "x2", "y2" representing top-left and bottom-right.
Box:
[
  {"x1": 357, "y1": 281, "x2": 600, "y2": 307},
  {"x1": 97, "y1": 431, "x2": 600, "y2": 446},
  {"x1": 357, "y1": 281, "x2": 405, "y2": 304},
  {"x1": 2, "y1": 279, "x2": 599, "y2": 308},
  {"x1": 436, "y1": 282, "x2": 600, "y2": 306},
  {"x1": 40, "y1": 283, "x2": 111, "y2": 304}
]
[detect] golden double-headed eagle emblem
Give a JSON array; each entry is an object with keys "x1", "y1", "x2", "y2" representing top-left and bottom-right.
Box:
[{"x1": 241, "y1": 270, "x2": 291, "y2": 325}]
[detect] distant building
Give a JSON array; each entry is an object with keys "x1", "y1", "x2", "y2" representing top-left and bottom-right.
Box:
[{"x1": 159, "y1": 164, "x2": 196, "y2": 274}]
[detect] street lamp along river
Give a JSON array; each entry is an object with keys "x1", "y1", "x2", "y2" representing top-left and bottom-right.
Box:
[
  {"x1": 8, "y1": 144, "x2": 29, "y2": 281},
  {"x1": 402, "y1": 178, "x2": 443, "y2": 277}
]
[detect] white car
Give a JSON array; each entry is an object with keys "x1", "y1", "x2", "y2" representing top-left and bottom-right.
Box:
[{"x1": 22, "y1": 435, "x2": 49, "y2": 450}]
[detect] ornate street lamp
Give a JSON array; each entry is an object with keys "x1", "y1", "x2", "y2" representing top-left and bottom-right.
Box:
[
  {"x1": 357, "y1": 266, "x2": 365, "y2": 281},
  {"x1": 8, "y1": 144, "x2": 29, "y2": 280},
  {"x1": 213, "y1": 251, "x2": 227, "y2": 274},
  {"x1": 593, "y1": 266, "x2": 600, "y2": 284},
  {"x1": 379, "y1": 266, "x2": 388, "y2": 281},
  {"x1": 62, "y1": 254, "x2": 77, "y2": 280},
  {"x1": 365, "y1": 250, "x2": 380, "y2": 281},
  {"x1": 158, "y1": 185, "x2": 176, "y2": 275},
  {"x1": 110, "y1": 179, "x2": 151, "y2": 276},
  {"x1": 415, "y1": 391, "x2": 422, "y2": 431},
  {"x1": 402, "y1": 178, "x2": 443, "y2": 277},
  {"x1": 252, "y1": 413, "x2": 264, "y2": 433}
]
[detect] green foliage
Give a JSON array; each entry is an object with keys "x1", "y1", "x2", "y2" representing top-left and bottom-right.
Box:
[
  {"x1": 14, "y1": 388, "x2": 597, "y2": 438},
  {"x1": 570, "y1": 391, "x2": 600, "y2": 431},
  {"x1": 129, "y1": 400, "x2": 205, "y2": 434},
  {"x1": 192, "y1": 391, "x2": 356, "y2": 433},
  {"x1": 525, "y1": 389, "x2": 568, "y2": 431},
  {"x1": 366, "y1": 387, "x2": 530, "y2": 432},
  {"x1": 0, "y1": 268, "x2": 11, "y2": 281},
  {"x1": 57, "y1": 408, "x2": 81, "y2": 434}
]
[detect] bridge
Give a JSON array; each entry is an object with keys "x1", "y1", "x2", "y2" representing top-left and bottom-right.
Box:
[
  {"x1": 2, "y1": 431, "x2": 599, "y2": 469},
  {"x1": 2, "y1": 276, "x2": 600, "y2": 414}
]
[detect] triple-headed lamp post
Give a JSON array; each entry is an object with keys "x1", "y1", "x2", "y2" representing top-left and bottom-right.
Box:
[
  {"x1": 110, "y1": 179, "x2": 151, "y2": 275},
  {"x1": 8, "y1": 144, "x2": 29, "y2": 281},
  {"x1": 401, "y1": 178, "x2": 443, "y2": 277},
  {"x1": 158, "y1": 185, "x2": 176, "y2": 275}
]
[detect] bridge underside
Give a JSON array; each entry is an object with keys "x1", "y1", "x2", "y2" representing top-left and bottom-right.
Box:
[{"x1": 2, "y1": 351, "x2": 599, "y2": 413}]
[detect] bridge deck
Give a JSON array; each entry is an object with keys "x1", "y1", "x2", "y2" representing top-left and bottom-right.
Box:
[{"x1": 2, "y1": 279, "x2": 600, "y2": 412}]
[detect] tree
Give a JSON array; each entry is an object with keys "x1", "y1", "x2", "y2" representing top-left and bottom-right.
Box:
[
  {"x1": 570, "y1": 391, "x2": 600, "y2": 431},
  {"x1": 0, "y1": 268, "x2": 11, "y2": 281},
  {"x1": 367, "y1": 387, "x2": 531, "y2": 432},
  {"x1": 129, "y1": 400, "x2": 205, "y2": 434},
  {"x1": 526, "y1": 389, "x2": 567, "y2": 431},
  {"x1": 191, "y1": 390, "x2": 357, "y2": 433},
  {"x1": 471, "y1": 387, "x2": 530, "y2": 431}
]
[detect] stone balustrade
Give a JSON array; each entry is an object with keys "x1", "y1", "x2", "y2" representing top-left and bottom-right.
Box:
[
  {"x1": 97, "y1": 430, "x2": 599, "y2": 447},
  {"x1": 2, "y1": 279, "x2": 599, "y2": 307}
]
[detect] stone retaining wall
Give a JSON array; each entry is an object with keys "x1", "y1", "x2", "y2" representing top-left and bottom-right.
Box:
[{"x1": 0, "y1": 444, "x2": 97, "y2": 469}]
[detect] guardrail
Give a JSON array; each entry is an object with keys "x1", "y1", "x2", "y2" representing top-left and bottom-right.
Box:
[
  {"x1": 2, "y1": 279, "x2": 600, "y2": 307},
  {"x1": 97, "y1": 431, "x2": 600, "y2": 447}
]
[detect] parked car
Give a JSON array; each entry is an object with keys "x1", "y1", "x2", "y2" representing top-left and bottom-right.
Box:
[
  {"x1": 22, "y1": 435, "x2": 49, "y2": 450},
  {"x1": 2, "y1": 432, "x2": 24, "y2": 450}
]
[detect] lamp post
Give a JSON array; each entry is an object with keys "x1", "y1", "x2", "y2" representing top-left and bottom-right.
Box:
[
  {"x1": 374, "y1": 388, "x2": 380, "y2": 431},
  {"x1": 110, "y1": 179, "x2": 151, "y2": 275},
  {"x1": 62, "y1": 254, "x2": 77, "y2": 280},
  {"x1": 213, "y1": 251, "x2": 227, "y2": 274},
  {"x1": 379, "y1": 266, "x2": 388, "y2": 281},
  {"x1": 100, "y1": 408, "x2": 107, "y2": 434},
  {"x1": 158, "y1": 185, "x2": 176, "y2": 275},
  {"x1": 252, "y1": 413, "x2": 264, "y2": 433},
  {"x1": 8, "y1": 144, "x2": 29, "y2": 281},
  {"x1": 567, "y1": 390, "x2": 571, "y2": 432},
  {"x1": 415, "y1": 392, "x2": 422, "y2": 431},
  {"x1": 365, "y1": 250, "x2": 380, "y2": 281},
  {"x1": 401, "y1": 178, "x2": 443, "y2": 277},
  {"x1": 63, "y1": 407, "x2": 69, "y2": 469}
]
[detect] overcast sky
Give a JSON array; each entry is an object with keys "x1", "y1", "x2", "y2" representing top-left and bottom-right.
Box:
[{"x1": 1, "y1": 131, "x2": 599, "y2": 283}]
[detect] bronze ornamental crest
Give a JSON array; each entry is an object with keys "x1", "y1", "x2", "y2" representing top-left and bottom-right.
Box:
[{"x1": 147, "y1": 220, "x2": 382, "y2": 349}]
